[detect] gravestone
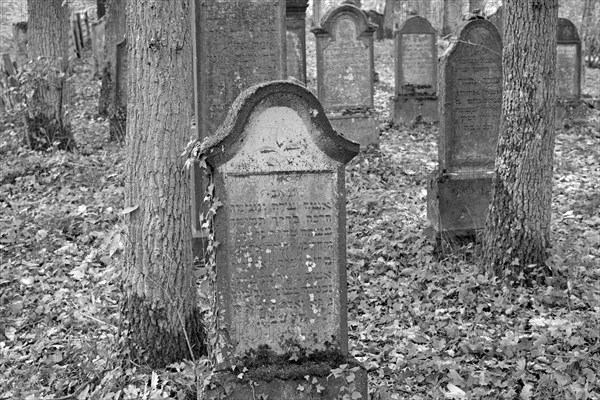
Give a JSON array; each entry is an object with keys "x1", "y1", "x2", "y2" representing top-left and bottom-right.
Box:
[
  {"x1": 555, "y1": 18, "x2": 583, "y2": 126},
  {"x1": 393, "y1": 0, "x2": 444, "y2": 36},
  {"x1": 556, "y1": 18, "x2": 581, "y2": 101},
  {"x1": 12, "y1": 22, "x2": 28, "y2": 68},
  {"x1": 427, "y1": 17, "x2": 502, "y2": 239},
  {"x1": 91, "y1": 17, "x2": 106, "y2": 76},
  {"x1": 487, "y1": 5, "x2": 502, "y2": 36},
  {"x1": 313, "y1": 2, "x2": 379, "y2": 148},
  {"x1": 198, "y1": 81, "x2": 366, "y2": 400},
  {"x1": 286, "y1": 0, "x2": 309, "y2": 84},
  {"x1": 393, "y1": 15, "x2": 438, "y2": 124},
  {"x1": 313, "y1": 0, "x2": 361, "y2": 27},
  {"x1": 110, "y1": 38, "x2": 127, "y2": 140},
  {"x1": 366, "y1": 9, "x2": 385, "y2": 41},
  {"x1": 191, "y1": 0, "x2": 287, "y2": 257},
  {"x1": 442, "y1": 0, "x2": 469, "y2": 36}
]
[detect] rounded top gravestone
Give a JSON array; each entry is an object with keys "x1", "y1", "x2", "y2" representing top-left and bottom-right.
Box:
[
  {"x1": 313, "y1": 2, "x2": 377, "y2": 111},
  {"x1": 556, "y1": 18, "x2": 581, "y2": 100},
  {"x1": 438, "y1": 18, "x2": 503, "y2": 174},
  {"x1": 199, "y1": 81, "x2": 358, "y2": 369}
]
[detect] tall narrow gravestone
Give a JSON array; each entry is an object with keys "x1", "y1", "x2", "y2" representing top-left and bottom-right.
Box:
[
  {"x1": 555, "y1": 18, "x2": 582, "y2": 126},
  {"x1": 393, "y1": 15, "x2": 438, "y2": 124},
  {"x1": 427, "y1": 18, "x2": 502, "y2": 239},
  {"x1": 286, "y1": 0, "x2": 309, "y2": 84},
  {"x1": 313, "y1": 2, "x2": 379, "y2": 149},
  {"x1": 556, "y1": 18, "x2": 581, "y2": 101},
  {"x1": 197, "y1": 81, "x2": 366, "y2": 400},
  {"x1": 191, "y1": 0, "x2": 287, "y2": 255}
]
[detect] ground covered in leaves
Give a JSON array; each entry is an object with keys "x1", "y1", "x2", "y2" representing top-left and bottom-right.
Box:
[{"x1": 1, "y1": 35, "x2": 600, "y2": 400}]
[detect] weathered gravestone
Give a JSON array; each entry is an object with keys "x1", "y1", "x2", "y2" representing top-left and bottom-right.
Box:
[
  {"x1": 190, "y1": 0, "x2": 287, "y2": 256},
  {"x1": 393, "y1": 15, "x2": 438, "y2": 124},
  {"x1": 442, "y1": 0, "x2": 469, "y2": 36},
  {"x1": 427, "y1": 17, "x2": 502, "y2": 239},
  {"x1": 313, "y1": 0, "x2": 361, "y2": 27},
  {"x1": 555, "y1": 18, "x2": 583, "y2": 126},
  {"x1": 313, "y1": 2, "x2": 379, "y2": 148},
  {"x1": 197, "y1": 81, "x2": 366, "y2": 400},
  {"x1": 556, "y1": 18, "x2": 581, "y2": 101},
  {"x1": 286, "y1": 0, "x2": 309, "y2": 84},
  {"x1": 393, "y1": 0, "x2": 444, "y2": 36},
  {"x1": 110, "y1": 38, "x2": 127, "y2": 140},
  {"x1": 91, "y1": 17, "x2": 106, "y2": 76},
  {"x1": 487, "y1": 5, "x2": 502, "y2": 37}
]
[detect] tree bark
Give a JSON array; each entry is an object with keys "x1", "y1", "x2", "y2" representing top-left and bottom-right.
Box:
[
  {"x1": 98, "y1": 0, "x2": 125, "y2": 121},
  {"x1": 123, "y1": 0, "x2": 205, "y2": 368},
  {"x1": 26, "y1": 0, "x2": 73, "y2": 151},
  {"x1": 482, "y1": 0, "x2": 558, "y2": 284},
  {"x1": 582, "y1": 0, "x2": 600, "y2": 67}
]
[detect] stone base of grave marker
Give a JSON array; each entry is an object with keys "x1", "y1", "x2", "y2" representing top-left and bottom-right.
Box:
[
  {"x1": 203, "y1": 365, "x2": 368, "y2": 400},
  {"x1": 392, "y1": 96, "x2": 438, "y2": 125},
  {"x1": 426, "y1": 171, "x2": 492, "y2": 239},
  {"x1": 555, "y1": 100, "x2": 585, "y2": 129},
  {"x1": 328, "y1": 112, "x2": 379, "y2": 149}
]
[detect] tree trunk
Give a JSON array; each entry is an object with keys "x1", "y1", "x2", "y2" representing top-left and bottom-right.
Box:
[
  {"x1": 26, "y1": 0, "x2": 73, "y2": 151},
  {"x1": 123, "y1": 0, "x2": 205, "y2": 368},
  {"x1": 482, "y1": 0, "x2": 558, "y2": 284},
  {"x1": 582, "y1": 0, "x2": 600, "y2": 67},
  {"x1": 98, "y1": 0, "x2": 125, "y2": 123}
]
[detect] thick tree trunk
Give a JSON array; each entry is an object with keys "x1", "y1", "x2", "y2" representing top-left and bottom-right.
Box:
[
  {"x1": 482, "y1": 0, "x2": 558, "y2": 284},
  {"x1": 26, "y1": 0, "x2": 73, "y2": 151},
  {"x1": 123, "y1": 0, "x2": 205, "y2": 368},
  {"x1": 98, "y1": 0, "x2": 125, "y2": 122}
]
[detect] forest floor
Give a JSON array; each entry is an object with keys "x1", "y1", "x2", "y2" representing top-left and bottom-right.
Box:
[{"x1": 1, "y1": 34, "x2": 600, "y2": 400}]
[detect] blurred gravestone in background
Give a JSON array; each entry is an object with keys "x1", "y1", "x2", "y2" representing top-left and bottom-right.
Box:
[{"x1": 314, "y1": 2, "x2": 379, "y2": 148}]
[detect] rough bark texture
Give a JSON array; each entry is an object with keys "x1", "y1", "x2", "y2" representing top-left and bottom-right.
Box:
[
  {"x1": 123, "y1": 0, "x2": 205, "y2": 368},
  {"x1": 26, "y1": 0, "x2": 73, "y2": 151},
  {"x1": 482, "y1": 0, "x2": 558, "y2": 284},
  {"x1": 98, "y1": 0, "x2": 125, "y2": 120}
]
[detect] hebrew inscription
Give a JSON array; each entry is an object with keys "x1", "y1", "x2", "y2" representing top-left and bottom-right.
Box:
[
  {"x1": 322, "y1": 16, "x2": 370, "y2": 109},
  {"x1": 226, "y1": 172, "x2": 339, "y2": 353}
]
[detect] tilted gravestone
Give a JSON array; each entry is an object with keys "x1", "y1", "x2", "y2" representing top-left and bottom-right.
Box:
[
  {"x1": 556, "y1": 18, "x2": 581, "y2": 101},
  {"x1": 427, "y1": 18, "x2": 502, "y2": 239},
  {"x1": 313, "y1": 2, "x2": 379, "y2": 149},
  {"x1": 286, "y1": 0, "x2": 309, "y2": 84},
  {"x1": 198, "y1": 81, "x2": 366, "y2": 400},
  {"x1": 190, "y1": 0, "x2": 287, "y2": 257},
  {"x1": 393, "y1": 15, "x2": 438, "y2": 124}
]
